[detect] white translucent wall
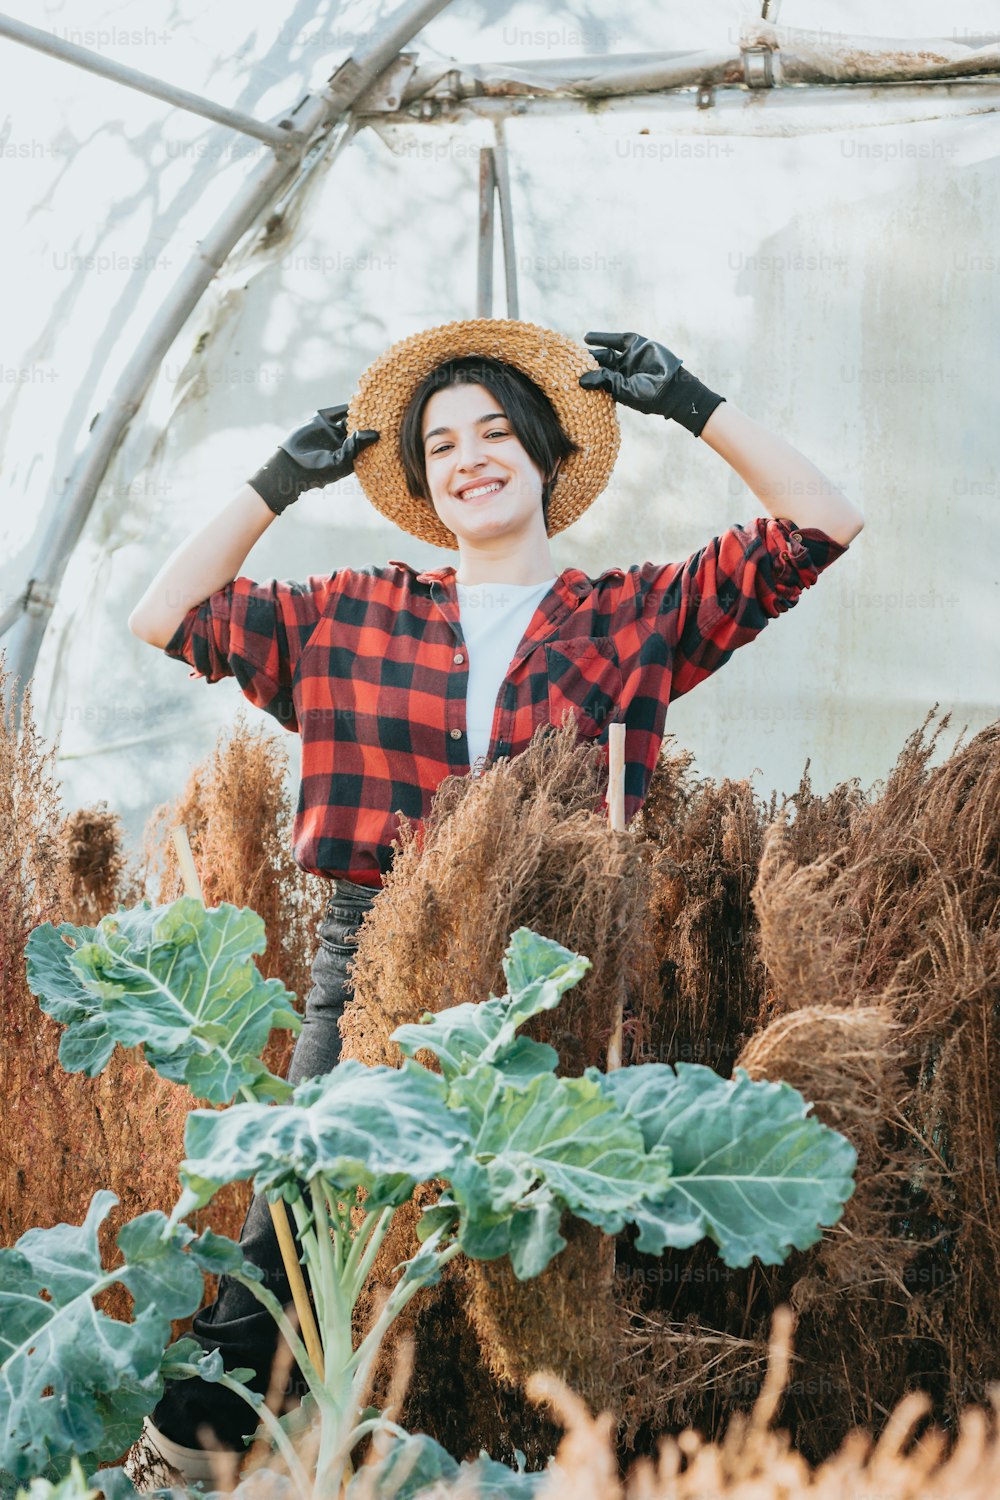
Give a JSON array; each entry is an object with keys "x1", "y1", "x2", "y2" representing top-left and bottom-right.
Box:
[{"x1": 1, "y1": 0, "x2": 998, "y2": 858}]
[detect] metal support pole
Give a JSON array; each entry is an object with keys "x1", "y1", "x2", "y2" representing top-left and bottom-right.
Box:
[
  {"x1": 476, "y1": 147, "x2": 496, "y2": 317},
  {"x1": 0, "y1": 13, "x2": 303, "y2": 148},
  {"x1": 476, "y1": 132, "x2": 519, "y2": 320},
  {"x1": 2, "y1": 0, "x2": 457, "y2": 726},
  {"x1": 492, "y1": 119, "x2": 519, "y2": 319}
]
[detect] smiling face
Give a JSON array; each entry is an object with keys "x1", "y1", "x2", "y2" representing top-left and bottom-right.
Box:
[{"x1": 420, "y1": 381, "x2": 552, "y2": 548}]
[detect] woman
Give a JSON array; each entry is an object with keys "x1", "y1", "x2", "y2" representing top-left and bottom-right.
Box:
[{"x1": 125, "y1": 319, "x2": 863, "y2": 1485}]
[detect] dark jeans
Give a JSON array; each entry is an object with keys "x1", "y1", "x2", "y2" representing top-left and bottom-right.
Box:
[{"x1": 150, "y1": 876, "x2": 379, "y2": 1451}]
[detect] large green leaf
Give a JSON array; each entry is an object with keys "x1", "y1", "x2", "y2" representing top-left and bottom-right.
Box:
[
  {"x1": 24, "y1": 899, "x2": 301, "y2": 1103},
  {"x1": 600, "y1": 1063, "x2": 857, "y2": 1267},
  {"x1": 453, "y1": 1453, "x2": 551, "y2": 1497},
  {"x1": 392, "y1": 927, "x2": 588, "y2": 1080},
  {"x1": 449, "y1": 1066, "x2": 672, "y2": 1279},
  {"x1": 344, "y1": 1432, "x2": 458, "y2": 1498},
  {"x1": 393, "y1": 1005, "x2": 559, "y2": 1085},
  {"x1": 16, "y1": 1455, "x2": 101, "y2": 1500},
  {"x1": 169, "y1": 1059, "x2": 472, "y2": 1228},
  {"x1": 344, "y1": 1434, "x2": 550, "y2": 1499},
  {"x1": 0, "y1": 1193, "x2": 252, "y2": 1483}
]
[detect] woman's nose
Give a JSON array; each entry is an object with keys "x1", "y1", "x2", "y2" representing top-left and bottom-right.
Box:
[{"x1": 454, "y1": 433, "x2": 488, "y2": 468}]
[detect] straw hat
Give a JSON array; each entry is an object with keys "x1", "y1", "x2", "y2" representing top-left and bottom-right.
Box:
[{"x1": 345, "y1": 317, "x2": 621, "y2": 550}]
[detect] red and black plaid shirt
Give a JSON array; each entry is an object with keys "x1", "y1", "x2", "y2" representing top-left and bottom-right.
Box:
[{"x1": 164, "y1": 515, "x2": 849, "y2": 888}]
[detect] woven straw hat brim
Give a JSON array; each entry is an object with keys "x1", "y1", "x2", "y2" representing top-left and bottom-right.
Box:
[{"x1": 345, "y1": 318, "x2": 620, "y2": 551}]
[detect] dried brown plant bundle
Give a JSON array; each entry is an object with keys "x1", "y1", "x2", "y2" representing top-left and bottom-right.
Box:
[
  {"x1": 629, "y1": 736, "x2": 775, "y2": 1078},
  {"x1": 0, "y1": 659, "x2": 192, "y2": 1331},
  {"x1": 521, "y1": 1306, "x2": 1000, "y2": 1500},
  {"x1": 340, "y1": 718, "x2": 664, "y2": 1458},
  {"x1": 131, "y1": 710, "x2": 329, "y2": 1321},
  {"x1": 0, "y1": 660, "x2": 62, "y2": 1024},
  {"x1": 2, "y1": 684, "x2": 326, "y2": 1350},
  {"x1": 738, "y1": 1003, "x2": 909, "y2": 1281},
  {"x1": 343, "y1": 716, "x2": 653, "y2": 1073},
  {"x1": 1, "y1": 655, "x2": 66, "y2": 1230},
  {"x1": 458, "y1": 1215, "x2": 639, "y2": 1410},
  {"x1": 338, "y1": 705, "x2": 1000, "y2": 1470},
  {"x1": 165, "y1": 1307, "x2": 1000, "y2": 1500},
  {"x1": 142, "y1": 707, "x2": 329, "y2": 1063},
  {"x1": 53, "y1": 802, "x2": 145, "y2": 929},
  {"x1": 742, "y1": 706, "x2": 1000, "y2": 1451}
]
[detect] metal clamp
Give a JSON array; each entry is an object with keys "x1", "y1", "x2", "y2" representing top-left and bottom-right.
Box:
[
  {"x1": 24, "y1": 579, "x2": 58, "y2": 618},
  {"x1": 743, "y1": 44, "x2": 778, "y2": 89}
]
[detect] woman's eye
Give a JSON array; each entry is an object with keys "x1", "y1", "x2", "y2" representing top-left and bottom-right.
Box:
[{"x1": 429, "y1": 428, "x2": 509, "y2": 455}]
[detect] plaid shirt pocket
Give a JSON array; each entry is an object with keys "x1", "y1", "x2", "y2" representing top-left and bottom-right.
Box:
[{"x1": 543, "y1": 637, "x2": 624, "y2": 738}]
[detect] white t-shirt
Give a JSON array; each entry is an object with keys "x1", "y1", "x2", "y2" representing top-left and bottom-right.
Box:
[{"x1": 456, "y1": 575, "x2": 557, "y2": 772}]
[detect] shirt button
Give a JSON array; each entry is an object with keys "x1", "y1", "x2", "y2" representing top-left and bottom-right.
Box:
[
  {"x1": 453, "y1": 652, "x2": 465, "y2": 664},
  {"x1": 449, "y1": 727, "x2": 462, "y2": 739},
  {"x1": 791, "y1": 531, "x2": 802, "y2": 542}
]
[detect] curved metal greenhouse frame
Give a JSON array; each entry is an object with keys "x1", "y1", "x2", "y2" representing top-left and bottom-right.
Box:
[{"x1": 1, "y1": 0, "x2": 999, "y2": 725}]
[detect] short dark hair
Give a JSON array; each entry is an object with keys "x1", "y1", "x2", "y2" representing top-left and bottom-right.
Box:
[{"x1": 399, "y1": 355, "x2": 580, "y2": 532}]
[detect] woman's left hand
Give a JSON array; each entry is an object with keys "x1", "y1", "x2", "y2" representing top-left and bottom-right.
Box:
[{"x1": 578, "y1": 330, "x2": 726, "y2": 437}]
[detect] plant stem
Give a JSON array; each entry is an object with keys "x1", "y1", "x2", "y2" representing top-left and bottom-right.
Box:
[
  {"x1": 344, "y1": 1415, "x2": 408, "y2": 1449},
  {"x1": 309, "y1": 1176, "x2": 350, "y2": 1385},
  {"x1": 214, "y1": 1371, "x2": 313, "y2": 1498},
  {"x1": 344, "y1": 1206, "x2": 393, "y2": 1305},
  {"x1": 308, "y1": 1178, "x2": 359, "y2": 1493},
  {"x1": 347, "y1": 1237, "x2": 462, "y2": 1401},
  {"x1": 236, "y1": 1082, "x2": 325, "y2": 1384}
]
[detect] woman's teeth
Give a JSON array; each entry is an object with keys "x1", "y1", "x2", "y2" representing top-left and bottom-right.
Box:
[{"x1": 459, "y1": 481, "x2": 504, "y2": 501}]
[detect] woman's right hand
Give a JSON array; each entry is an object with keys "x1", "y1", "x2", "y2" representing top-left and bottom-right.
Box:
[{"x1": 247, "y1": 403, "x2": 380, "y2": 515}]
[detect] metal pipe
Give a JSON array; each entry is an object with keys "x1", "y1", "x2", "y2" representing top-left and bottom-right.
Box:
[
  {"x1": 394, "y1": 30, "x2": 1000, "y2": 104},
  {"x1": 0, "y1": 589, "x2": 25, "y2": 643},
  {"x1": 0, "y1": 12, "x2": 304, "y2": 147},
  {"x1": 477, "y1": 147, "x2": 496, "y2": 317},
  {"x1": 363, "y1": 80, "x2": 1000, "y2": 132},
  {"x1": 399, "y1": 49, "x2": 740, "y2": 103},
  {"x1": 4, "y1": 0, "x2": 457, "y2": 724},
  {"x1": 492, "y1": 119, "x2": 519, "y2": 320}
]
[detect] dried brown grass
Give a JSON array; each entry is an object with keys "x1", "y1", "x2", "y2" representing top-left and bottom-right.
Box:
[
  {"x1": 1, "y1": 656, "x2": 69, "y2": 1241},
  {"x1": 7, "y1": 644, "x2": 999, "y2": 1481},
  {"x1": 142, "y1": 707, "x2": 328, "y2": 1079},
  {"x1": 524, "y1": 1307, "x2": 1000, "y2": 1500},
  {"x1": 198, "y1": 1308, "x2": 1000, "y2": 1500},
  {"x1": 340, "y1": 718, "x2": 662, "y2": 1458},
  {"x1": 604, "y1": 706, "x2": 999, "y2": 1463},
  {"x1": 628, "y1": 739, "x2": 776, "y2": 1078},
  {"x1": 736, "y1": 706, "x2": 1000, "y2": 1453},
  {"x1": 127, "y1": 709, "x2": 328, "y2": 1325},
  {"x1": 53, "y1": 802, "x2": 145, "y2": 927},
  {"x1": 0, "y1": 657, "x2": 178, "y2": 1335},
  {"x1": 1, "y1": 675, "x2": 325, "y2": 1349},
  {"x1": 337, "y1": 704, "x2": 1000, "y2": 1469}
]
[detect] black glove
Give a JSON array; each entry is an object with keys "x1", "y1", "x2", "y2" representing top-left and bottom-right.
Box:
[
  {"x1": 247, "y1": 404, "x2": 380, "y2": 515},
  {"x1": 578, "y1": 331, "x2": 726, "y2": 438}
]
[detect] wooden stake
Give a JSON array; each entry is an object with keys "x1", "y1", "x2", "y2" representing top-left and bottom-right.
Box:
[
  {"x1": 605, "y1": 724, "x2": 626, "y2": 1073},
  {"x1": 170, "y1": 825, "x2": 326, "y2": 1383}
]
